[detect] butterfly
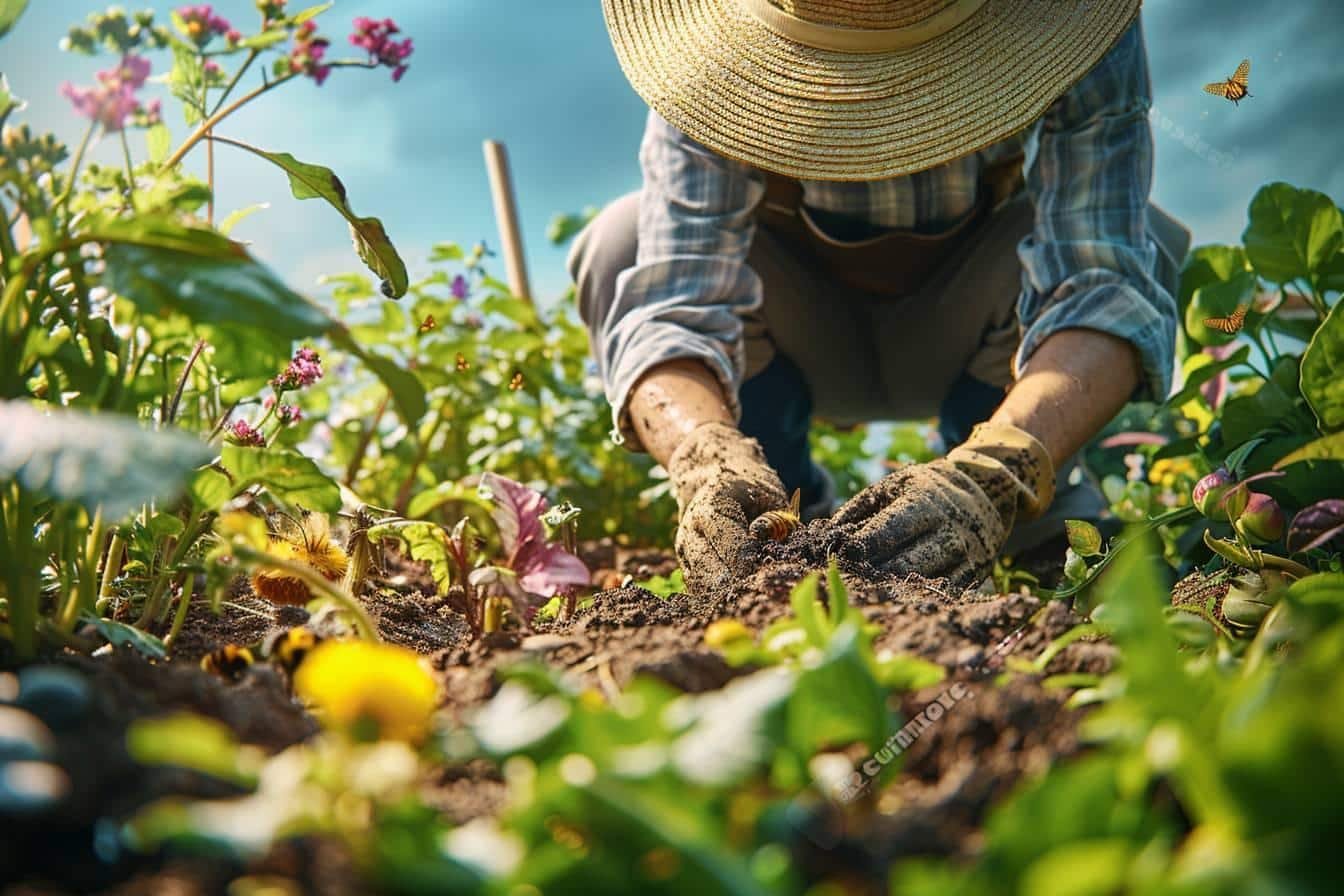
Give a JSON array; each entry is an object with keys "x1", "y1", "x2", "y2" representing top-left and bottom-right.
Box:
[
  {"x1": 455, "y1": 352, "x2": 470, "y2": 372},
  {"x1": 418, "y1": 314, "x2": 436, "y2": 333},
  {"x1": 508, "y1": 371, "x2": 524, "y2": 391},
  {"x1": 1203, "y1": 303, "x2": 1249, "y2": 334},
  {"x1": 1203, "y1": 59, "x2": 1251, "y2": 104}
]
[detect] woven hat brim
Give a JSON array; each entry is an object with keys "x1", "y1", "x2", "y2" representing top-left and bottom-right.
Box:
[{"x1": 602, "y1": 0, "x2": 1141, "y2": 181}]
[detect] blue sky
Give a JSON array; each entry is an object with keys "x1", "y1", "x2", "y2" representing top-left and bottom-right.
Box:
[{"x1": 5, "y1": 1, "x2": 1342, "y2": 302}]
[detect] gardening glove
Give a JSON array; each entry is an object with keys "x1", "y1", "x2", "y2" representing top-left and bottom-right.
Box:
[
  {"x1": 830, "y1": 422, "x2": 1055, "y2": 587},
  {"x1": 667, "y1": 421, "x2": 790, "y2": 595}
]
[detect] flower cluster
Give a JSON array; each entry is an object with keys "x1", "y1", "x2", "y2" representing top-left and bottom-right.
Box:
[
  {"x1": 175, "y1": 4, "x2": 232, "y2": 46},
  {"x1": 349, "y1": 17, "x2": 413, "y2": 82},
  {"x1": 287, "y1": 20, "x2": 331, "y2": 85},
  {"x1": 263, "y1": 394, "x2": 303, "y2": 425},
  {"x1": 60, "y1": 54, "x2": 152, "y2": 132},
  {"x1": 228, "y1": 419, "x2": 266, "y2": 447},
  {"x1": 272, "y1": 346, "x2": 323, "y2": 391}
]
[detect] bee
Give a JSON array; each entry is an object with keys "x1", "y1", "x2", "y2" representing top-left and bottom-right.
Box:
[
  {"x1": 749, "y1": 489, "x2": 802, "y2": 542},
  {"x1": 268, "y1": 626, "x2": 322, "y2": 676},
  {"x1": 418, "y1": 314, "x2": 436, "y2": 333},
  {"x1": 1203, "y1": 303, "x2": 1249, "y2": 334},
  {"x1": 455, "y1": 352, "x2": 470, "y2": 372},
  {"x1": 508, "y1": 370, "x2": 524, "y2": 391},
  {"x1": 1203, "y1": 58, "x2": 1251, "y2": 105},
  {"x1": 201, "y1": 644, "x2": 254, "y2": 682}
]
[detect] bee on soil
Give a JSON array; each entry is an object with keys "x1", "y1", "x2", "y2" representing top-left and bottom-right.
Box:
[
  {"x1": 267, "y1": 626, "x2": 323, "y2": 676},
  {"x1": 201, "y1": 644, "x2": 255, "y2": 682},
  {"x1": 750, "y1": 489, "x2": 802, "y2": 542}
]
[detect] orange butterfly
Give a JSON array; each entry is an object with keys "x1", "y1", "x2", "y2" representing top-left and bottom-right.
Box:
[
  {"x1": 1204, "y1": 59, "x2": 1250, "y2": 104},
  {"x1": 418, "y1": 315, "x2": 436, "y2": 333},
  {"x1": 1203, "y1": 303, "x2": 1249, "y2": 334},
  {"x1": 508, "y1": 371, "x2": 524, "y2": 391},
  {"x1": 455, "y1": 352, "x2": 470, "y2": 372}
]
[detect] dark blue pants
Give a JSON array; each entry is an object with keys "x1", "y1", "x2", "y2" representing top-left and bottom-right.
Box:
[{"x1": 738, "y1": 354, "x2": 1003, "y2": 505}]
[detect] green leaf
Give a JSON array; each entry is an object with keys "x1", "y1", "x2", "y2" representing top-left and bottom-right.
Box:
[
  {"x1": 1300, "y1": 298, "x2": 1344, "y2": 431},
  {"x1": 145, "y1": 123, "x2": 172, "y2": 165},
  {"x1": 1184, "y1": 271, "x2": 1256, "y2": 347},
  {"x1": 429, "y1": 242, "x2": 463, "y2": 262},
  {"x1": 1274, "y1": 432, "x2": 1344, "y2": 467},
  {"x1": 210, "y1": 137, "x2": 408, "y2": 298},
  {"x1": 788, "y1": 572, "x2": 828, "y2": 646},
  {"x1": 788, "y1": 623, "x2": 892, "y2": 756},
  {"x1": 187, "y1": 466, "x2": 233, "y2": 510},
  {"x1": 1177, "y1": 245, "x2": 1249, "y2": 311},
  {"x1": 290, "y1": 2, "x2": 334, "y2": 25},
  {"x1": 126, "y1": 712, "x2": 256, "y2": 786},
  {"x1": 97, "y1": 216, "x2": 331, "y2": 369},
  {"x1": 78, "y1": 610, "x2": 167, "y2": 659},
  {"x1": 219, "y1": 445, "x2": 340, "y2": 513},
  {"x1": 367, "y1": 520, "x2": 452, "y2": 594},
  {"x1": 235, "y1": 28, "x2": 288, "y2": 50},
  {"x1": 1065, "y1": 519, "x2": 1104, "y2": 558},
  {"x1": 1167, "y1": 345, "x2": 1250, "y2": 409},
  {"x1": 1243, "y1": 182, "x2": 1344, "y2": 285},
  {"x1": 0, "y1": 0, "x2": 29, "y2": 39},
  {"x1": 0, "y1": 401, "x2": 211, "y2": 520},
  {"x1": 217, "y1": 203, "x2": 269, "y2": 236}
]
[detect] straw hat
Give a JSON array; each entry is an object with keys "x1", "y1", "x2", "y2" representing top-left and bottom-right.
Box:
[{"x1": 602, "y1": 0, "x2": 1141, "y2": 181}]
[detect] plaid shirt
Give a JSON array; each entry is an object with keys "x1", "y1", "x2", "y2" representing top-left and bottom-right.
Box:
[{"x1": 594, "y1": 21, "x2": 1175, "y2": 444}]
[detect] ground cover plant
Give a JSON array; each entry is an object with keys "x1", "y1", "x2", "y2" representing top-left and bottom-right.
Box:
[{"x1": 4, "y1": 3, "x2": 1344, "y2": 894}]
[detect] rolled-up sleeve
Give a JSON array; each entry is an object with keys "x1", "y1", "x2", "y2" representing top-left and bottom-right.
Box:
[
  {"x1": 1015, "y1": 20, "x2": 1176, "y2": 401},
  {"x1": 597, "y1": 111, "x2": 765, "y2": 448}
]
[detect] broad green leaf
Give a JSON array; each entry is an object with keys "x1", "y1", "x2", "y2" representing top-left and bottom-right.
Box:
[
  {"x1": 1166, "y1": 345, "x2": 1249, "y2": 409},
  {"x1": 1065, "y1": 519, "x2": 1104, "y2": 557},
  {"x1": 1300, "y1": 298, "x2": 1344, "y2": 430},
  {"x1": 1184, "y1": 271, "x2": 1256, "y2": 347},
  {"x1": 219, "y1": 445, "x2": 340, "y2": 513},
  {"x1": 1243, "y1": 182, "x2": 1344, "y2": 285},
  {"x1": 0, "y1": 401, "x2": 211, "y2": 520},
  {"x1": 291, "y1": 2, "x2": 334, "y2": 25},
  {"x1": 235, "y1": 28, "x2": 288, "y2": 50},
  {"x1": 211, "y1": 137, "x2": 408, "y2": 298},
  {"x1": 788, "y1": 572, "x2": 828, "y2": 646},
  {"x1": 0, "y1": 0, "x2": 29, "y2": 39},
  {"x1": 429, "y1": 242, "x2": 463, "y2": 262},
  {"x1": 1177, "y1": 244, "x2": 1249, "y2": 310},
  {"x1": 788, "y1": 623, "x2": 892, "y2": 757},
  {"x1": 1020, "y1": 838, "x2": 1135, "y2": 896},
  {"x1": 1274, "y1": 432, "x2": 1344, "y2": 467},
  {"x1": 367, "y1": 520, "x2": 452, "y2": 593},
  {"x1": 78, "y1": 610, "x2": 168, "y2": 659}
]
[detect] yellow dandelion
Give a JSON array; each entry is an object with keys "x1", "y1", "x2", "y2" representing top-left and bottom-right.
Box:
[
  {"x1": 293, "y1": 640, "x2": 439, "y2": 744},
  {"x1": 250, "y1": 513, "x2": 349, "y2": 606}
]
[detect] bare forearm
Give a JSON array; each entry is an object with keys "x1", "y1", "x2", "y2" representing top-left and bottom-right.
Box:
[
  {"x1": 628, "y1": 359, "x2": 734, "y2": 467},
  {"x1": 990, "y1": 329, "x2": 1141, "y2": 467}
]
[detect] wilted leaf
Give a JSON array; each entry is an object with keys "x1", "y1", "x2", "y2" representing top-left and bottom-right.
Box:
[
  {"x1": 0, "y1": 401, "x2": 211, "y2": 520},
  {"x1": 211, "y1": 137, "x2": 408, "y2": 298}
]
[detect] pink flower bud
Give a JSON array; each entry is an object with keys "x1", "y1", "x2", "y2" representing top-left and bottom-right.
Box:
[
  {"x1": 1192, "y1": 468, "x2": 1234, "y2": 518},
  {"x1": 1235, "y1": 492, "x2": 1285, "y2": 544}
]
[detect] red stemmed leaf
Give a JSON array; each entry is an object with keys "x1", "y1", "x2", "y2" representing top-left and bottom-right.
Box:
[
  {"x1": 1287, "y1": 499, "x2": 1344, "y2": 554},
  {"x1": 479, "y1": 472, "x2": 590, "y2": 598}
]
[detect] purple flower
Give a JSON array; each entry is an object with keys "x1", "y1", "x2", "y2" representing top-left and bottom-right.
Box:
[
  {"x1": 263, "y1": 394, "x2": 303, "y2": 424},
  {"x1": 288, "y1": 21, "x2": 332, "y2": 85},
  {"x1": 271, "y1": 347, "x2": 323, "y2": 391},
  {"x1": 176, "y1": 5, "x2": 233, "y2": 46},
  {"x1": 229, "y1": 419, "x2": 266, "y2": 447},
  {"x1": 450, "y1": 274, "x2": 468, "y2": 300},
  {"x1": 349, "y1": 16, "x2": 414, "y2": 82},
  {"x1": 60, "y1": 54, "x2": 151, "y2": 132}
]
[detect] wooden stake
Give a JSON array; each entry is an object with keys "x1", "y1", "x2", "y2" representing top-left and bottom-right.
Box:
[{"x1": 482, "y1": 139, "x2": 533, "y2": 305}]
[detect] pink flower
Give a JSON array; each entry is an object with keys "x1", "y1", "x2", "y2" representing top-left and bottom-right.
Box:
[
  {"x1": 263, "y1": 394, "x2": 303, "y2": 424},
  {"x1": 271, "y1": 346, "x2": 323, "y2": 390},
  {"x1": 349, "y1": 16, "x2": 414, "y2": 82},
  {"x1": 229, "y1": 419, "x2": 266, "y2": 447},
  {"x1": 176, "y1": 4, "x2": 233, "y2": 46},
  {"x1": 61, "y1": 54, "x2": 151, "y2": 132},
  {"x1": 450, "y1": 274, "x2": 468, "y2": 300},
  {"x1": 479, "y1": 472, "x2": 590, "y2": 599},
  {"x1": 288, "y1": 21, "x2": 332, "y2": 85}
]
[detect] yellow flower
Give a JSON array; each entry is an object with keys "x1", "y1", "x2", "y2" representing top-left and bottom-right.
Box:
[
  {"x1": 1148, "y1": 457, "x2": 1197, "y2": 488},
  {"x1": 293, "y1": 641, "x2": 439, "y2": 744},
  {"x1": 250, "y1": 513, "x2": 349, "y2": 606}
]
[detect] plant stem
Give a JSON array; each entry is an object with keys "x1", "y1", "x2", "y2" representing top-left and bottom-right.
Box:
[
  {"x1": 53, "y1": 122, "x2": 98, "y2": 218},
  {"x1": 161, "y1": 76, "x2": 292, "y2": 171},
  {"x1": 119, "y1": 129, "x2": 136, "y2": 202},
  {"x1": 164, "y1": 571, "x2": 196, "y2": 651},
  {"x1": 209, "y1": 50, "x2": 259, "y2": 117},
  {"x1": 344, "y1": 391, "x2": 390, "y2": 486},
  {"x1": 95, "y1": 528, "x2": 126, "y2": 613},
  {"x1": 234, "y1": 545, "x2": 380, "y2": 641},
  {"x1": 166, "y1": 339, "x2": 208, "y2": 425},
  {"x1": 206, "y1": 128, "x2": 215, "y2": 225}
]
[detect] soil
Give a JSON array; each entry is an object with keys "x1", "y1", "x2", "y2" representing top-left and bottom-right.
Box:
[{"x1": 3, "y1": 527, "x2": 1107, "y2": 894}]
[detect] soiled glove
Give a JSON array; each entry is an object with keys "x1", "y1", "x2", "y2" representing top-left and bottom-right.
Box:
[
  {"x1": 830, "y1": 422, "x2": 1055, "y2": 587},
  {"x1": 667, "y1": 421, "x2": 789, "y2": 595}
]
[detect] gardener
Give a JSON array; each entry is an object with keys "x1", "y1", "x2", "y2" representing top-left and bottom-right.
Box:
[{"x1": 570, "y1": 0, "x2": 1189, "y2": 595}]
